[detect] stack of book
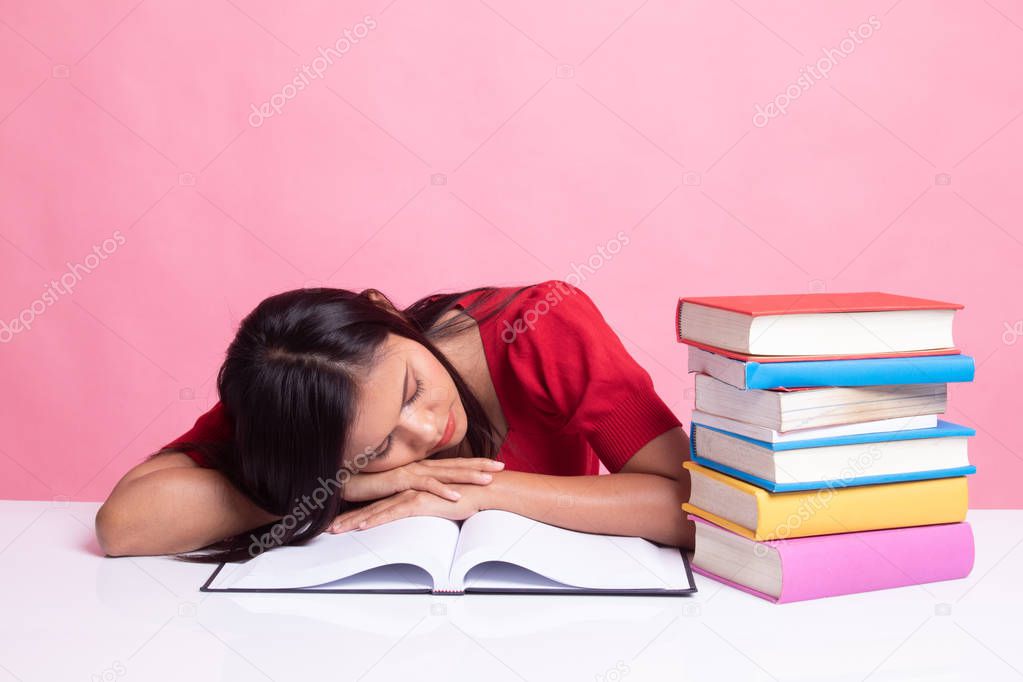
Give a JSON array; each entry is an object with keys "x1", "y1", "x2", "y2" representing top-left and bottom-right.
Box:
[{"x1": 675, "y1": 292, "x2": 977, "y2": 603}]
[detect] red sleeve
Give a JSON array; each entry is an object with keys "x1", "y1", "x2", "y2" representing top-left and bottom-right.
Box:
[
  {"x1": 506, "y1": 280, "x2": 683, "y2": 474},
  {"x1": 161, "y1": 400, "x2": 233, "y2": 467}
]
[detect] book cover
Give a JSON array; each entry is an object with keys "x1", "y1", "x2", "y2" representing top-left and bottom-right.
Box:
[
  {"x1": 677, "y1": 292, "x2": 962, "y2": 356},
  {"x1": 689, "y1": 419, "x2": 976, "y2": 492},
  {"x1": 678, "y1": 292, "x2": 963, "y2": 317},
  {"x1": 687, "y1": 346, "x2": 975, "y2": 389},
  {"x1": 681, "y1": 462, "x2": 970, "y2": 540},
  {"x1": 689, "y1": 454, "x2": 976, "y2": 493},
  {"x1": 198, "y1": 510, "x2": 698, "y2": 596},
  {"x1": 689, "y1": 410, "x2": 939, "y2": 444},
  {"x1": 692, "y1": 419, "x2": 975, "y2": 452},
  {"x1": 678, "y1": 337, "x2": 961, "y2": 360},
  {"x1": 690, "y1": 516, "x2": 975, "y2": 603}
]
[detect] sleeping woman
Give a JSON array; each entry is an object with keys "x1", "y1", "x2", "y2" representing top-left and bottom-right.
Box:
[{"x1": 95, "y1": 279, "x2": 693, "y2": 562}]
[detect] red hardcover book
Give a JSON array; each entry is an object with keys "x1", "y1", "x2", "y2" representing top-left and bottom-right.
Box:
[{"x1": 676, "y1": 292, "x2": 962, "y2": 357}]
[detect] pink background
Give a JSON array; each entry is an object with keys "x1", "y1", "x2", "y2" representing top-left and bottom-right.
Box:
[{"x1": 1, "y1": 1, "x2": 1020, "y2": 506}]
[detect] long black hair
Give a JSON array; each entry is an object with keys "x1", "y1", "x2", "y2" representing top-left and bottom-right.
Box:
[{"x1": 149, "y1": 284, "x2": 529, "y2": 564}]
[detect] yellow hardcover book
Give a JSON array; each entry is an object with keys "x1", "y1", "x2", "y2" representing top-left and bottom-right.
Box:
[{"x1": 681, "y1": 461, "x2": 968, "y2": 541}]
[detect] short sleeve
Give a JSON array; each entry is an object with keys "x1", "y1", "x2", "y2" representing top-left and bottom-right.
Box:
[
  {"x1": 160, "y1": 400, "x2": 233, "y2": 467},
  {"x1": 505, "y1": 280, "x2": 683, "y2": 473}
]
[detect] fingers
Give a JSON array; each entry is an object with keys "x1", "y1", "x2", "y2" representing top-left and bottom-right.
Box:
[
  {"x1": 420, "y1": 457, "x2": 504, "y2": 471},
  {"x1": 357, "y1": 504, "x2": 408, "y2": 531},
  {"x1": 417, "y1": 468, "x2": 495, "y2": 487},
  {"x1": 421, "y1": 476, "x2": 462, "y2": 501},
  {"x1": 329, "y1": 491, "x2": 416, "y2": 533},
  {"x1": 409, "y1": 459, "x2": 502, "y2": 490},
  {"x1": 405, "y1": 472, "x2": 486, "y2": 502},
  {"x1": 328, "y1": 499, "x2": 394, "y2": 533}
]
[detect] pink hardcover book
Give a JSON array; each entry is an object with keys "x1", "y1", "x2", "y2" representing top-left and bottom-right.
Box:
[{"x1": 691, "y1": 516, "x2": 975, "y2": 603}]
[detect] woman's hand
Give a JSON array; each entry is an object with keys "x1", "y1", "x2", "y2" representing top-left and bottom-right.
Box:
[
  {"x1": 327, "y1": 483, "x2": 487, "y2": 533},
  {"x1": 340, "y1": 457, "x2": 504, "y2": 503}
]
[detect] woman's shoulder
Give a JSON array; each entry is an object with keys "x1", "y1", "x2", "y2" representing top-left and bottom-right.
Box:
[
  {"x1": 478, "y1": 280, "x2": 607, "y2": 345},
  {"x1": 160, "y1": 399, "x2": 233, "y2": 466},
  {"x1": 461, "y1": 280, "x2": 601, "y2": 333}
]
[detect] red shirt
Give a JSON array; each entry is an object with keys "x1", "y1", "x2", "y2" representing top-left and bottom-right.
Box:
[{"x1": 161, "y1": 280, "x2": 682, "y2": 476}]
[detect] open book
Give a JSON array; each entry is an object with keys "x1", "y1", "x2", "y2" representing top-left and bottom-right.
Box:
[{"x1": 201, "y1": 510, "x2": 696, "y2": 596}]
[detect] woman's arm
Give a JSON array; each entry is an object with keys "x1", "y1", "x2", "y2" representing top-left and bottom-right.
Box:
[
  {"x1": 330, "y1": 427, "x2": 694, "y2": 548},
  {"x1": 485, "y1": 427, "x2": 693, "y2": 547},
  {"x1": 95, "y1": 453, "x2": 282, "y2": 557}
]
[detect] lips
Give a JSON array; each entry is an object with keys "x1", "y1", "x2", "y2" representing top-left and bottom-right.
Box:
[{"x1": 434, "y1": 409, "x2": 455, "y2": 450}]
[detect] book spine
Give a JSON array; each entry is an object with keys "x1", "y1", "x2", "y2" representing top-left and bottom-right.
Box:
[{"x1": 775, "y1": 522, "x2": 975, "y2": 602}]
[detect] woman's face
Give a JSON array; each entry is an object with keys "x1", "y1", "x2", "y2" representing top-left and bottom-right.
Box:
[{"x1": 340, "y1": 333, "x2": 467, "y2": 473}]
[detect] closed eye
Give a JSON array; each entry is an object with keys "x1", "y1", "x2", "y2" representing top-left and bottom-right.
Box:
[
  {"x1": 372, "y1": 378, "x2": 425, "y2": 460},
  {"x1": 406, "y1": 377, "x2": 425, "y2": 406}
]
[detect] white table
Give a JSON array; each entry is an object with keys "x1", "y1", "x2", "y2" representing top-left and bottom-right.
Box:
[{"x1": 0, "y1": 502, "x2": 1020, "y2": 682}]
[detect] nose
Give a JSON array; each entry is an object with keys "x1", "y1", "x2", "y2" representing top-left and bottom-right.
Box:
[{"x1": 398, "y1": 405, "x2": 445, "y2": 451}]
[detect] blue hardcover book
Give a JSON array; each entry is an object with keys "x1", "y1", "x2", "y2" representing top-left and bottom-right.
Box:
[
  {"x1": 689, "y1": 420, "x2": 977, "y2": 492},
  {"x1": 687, "y1": 346, "x2": 975, "y2": 389}
]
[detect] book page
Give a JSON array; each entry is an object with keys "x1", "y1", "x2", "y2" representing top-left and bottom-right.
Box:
[
  {"x1": 448, "y1": 510, "x2": 689, "y2": 592},
  {"x1": 210, "y1": 516, "x2": 460, "y2": 591},
  {"x1": 303, "y1": 564, "x2": 436, "y2": 591}
]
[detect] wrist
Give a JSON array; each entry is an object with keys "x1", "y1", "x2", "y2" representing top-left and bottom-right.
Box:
[{"x1": 477, "y1": 469, "x2": 516, "y2": 513}]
